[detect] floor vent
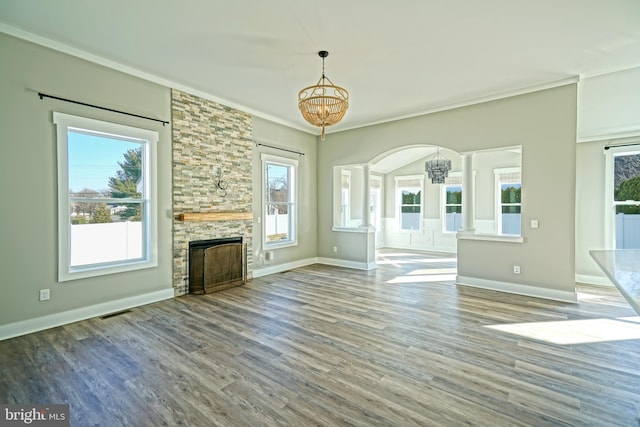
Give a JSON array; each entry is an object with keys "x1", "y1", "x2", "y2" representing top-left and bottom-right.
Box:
[{"x1": 100, "y1": 309, "x2": 132, "y2": 319}]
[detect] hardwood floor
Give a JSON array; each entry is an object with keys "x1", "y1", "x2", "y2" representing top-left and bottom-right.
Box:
[{"x1": 2, "y1": 250, "x2": 640, "y2": 426}]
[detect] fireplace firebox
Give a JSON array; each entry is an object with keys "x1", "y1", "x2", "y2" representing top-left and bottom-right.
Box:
[{"x1": 188, "y1": 237, "x2": 246, "y2": 294}]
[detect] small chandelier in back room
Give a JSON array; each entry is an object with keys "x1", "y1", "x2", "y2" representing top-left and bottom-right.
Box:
[
  {"x1": 298, "y1": 50, "x2": 349, "y2": 140},
  {"x1": 425, "y1": 148, "x2": 452, "y2": 184}
]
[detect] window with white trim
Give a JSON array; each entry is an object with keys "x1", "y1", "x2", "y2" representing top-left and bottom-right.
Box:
[
  {"x1": 495, "y1": 168, "x2": 521, "y2": 235},
  {"x1": 607, "y1": 145, "x2": 640, "y2": 249},
  {"x1": 443, "y1": 174, "x2": 462, "y2": 233},
  {"x1": 54, "y1": 112, "x2": 158, "y2": 281},
  {"x1": 396, "y1": 175, "x2": 423, "y2": 231},
  {"x1": 340, "y1": 169, "x2": 351, "y2": 227},
  {"x1": 262, "y1": 153, "x2": 297, "y2": 248}
]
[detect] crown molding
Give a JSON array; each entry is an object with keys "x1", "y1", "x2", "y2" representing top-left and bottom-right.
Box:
[{"x1": 0, "y1": 23, "x2": 312, "y2": 134}]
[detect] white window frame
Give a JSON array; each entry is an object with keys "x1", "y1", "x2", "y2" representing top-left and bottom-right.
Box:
[
  {"x1": 262, "y1": 153, "x2": 298, "y2": 250},
  {"x1": 54, "y1": 112, "x2": 158, "y2": 282},
  {"x1": 395, "y1": 175, "x2": 424, "y2": 232},
  {"x1": 604, "y1": 143, "x2": 640, "y2": 249},
  {"x1": 494, "y1": 167, "x2": 522, "y2": 236}
]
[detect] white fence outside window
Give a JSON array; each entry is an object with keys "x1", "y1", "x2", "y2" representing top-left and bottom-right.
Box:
[
  {"x1": 616, "y1": 213, "x2": 640, "y2": 249},
  {"x1": 70, "y1": 222, "x2": 142, "y2": 266}
]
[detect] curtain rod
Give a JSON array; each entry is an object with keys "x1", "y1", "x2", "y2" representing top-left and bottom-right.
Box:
[
  {"x1": 604, "y1": 142, "x2": 640, "y2": 150},
  {"x1": 38, "y1": 92, "x2": 169, "y2": 126},
  {"x1": 255, "y1": 142, "x2": 305, "y2": 156}
]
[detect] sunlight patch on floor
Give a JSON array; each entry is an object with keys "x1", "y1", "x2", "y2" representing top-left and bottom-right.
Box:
[
  {"x1": 376, "y1": 252, "x2": 425, "y2": 257},
  {"x1": 406, "y1": 268, "x2": 457, "y2": 275},
  {"x1": 387, "y1": 274, "x2": 457, "y2": 284},
  {"x1": 376, "y1": 258, "x2": 457, "y2": 265},
  {"x1": 485, "y1": 317, "x2": 640, "y2": 345},
  {"x1": 576, "y1": 291, "x2": 612, "y2": 301}
]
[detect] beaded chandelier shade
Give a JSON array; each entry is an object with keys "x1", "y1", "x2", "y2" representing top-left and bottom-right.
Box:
[
  {"x1": 298, "y1": 51, "x2": 349, "y2": 140},
  {"x1": 425, "y1": 149, "x2": 452, "y2": 184}
]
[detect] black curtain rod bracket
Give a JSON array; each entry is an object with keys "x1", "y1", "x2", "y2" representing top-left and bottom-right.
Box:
[{"x1": 38, "y1": 92, "x2": 169, "y2": 126}]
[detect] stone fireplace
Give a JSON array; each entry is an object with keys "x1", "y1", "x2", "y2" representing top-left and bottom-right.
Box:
[{"x1": 171, "y1": 89, "x2": 253, "y2": 295}]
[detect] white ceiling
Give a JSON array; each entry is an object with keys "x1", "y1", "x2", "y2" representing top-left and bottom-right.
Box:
[{"x1": 1, "y1": 0, "x2": 640, "y2": 139}]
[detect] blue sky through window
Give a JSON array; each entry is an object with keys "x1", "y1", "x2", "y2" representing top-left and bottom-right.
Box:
[{"x1": 68, "y1": 131, "x2": 140, "y2": 192}]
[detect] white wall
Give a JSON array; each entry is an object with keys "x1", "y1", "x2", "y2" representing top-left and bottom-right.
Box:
[
  {"x1": 379, "y1": 147, "x2": 521, "y2": 253},
  {"x1": 575, "y1": 140, "x2": 609, "y2": 283},
  {"x1": 578, "y1": 66, "x2": 640, "y2": 142},
  {"x1": 381, "y1": 148, "x2": 461, "y2": 253},
  {"x1": 575, "y1": 67, "x2": 640, "y2": 285}
]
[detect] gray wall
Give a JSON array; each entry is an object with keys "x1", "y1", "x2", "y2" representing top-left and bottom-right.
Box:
[
  {"x1": 251, "y1": 116, "x2": 318, "y2": 271},
  {"x1": 0, "y1": 33, "x2": 173, "y2": 326},
  {"x1": 318, "y1": 85, "x2": 577, "y2": 294}
]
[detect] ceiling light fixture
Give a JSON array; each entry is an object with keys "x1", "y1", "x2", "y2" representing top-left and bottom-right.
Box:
[
  {"x1": 425, "y1": 149, "x2": 452, "y2": 184},
  {"x1": 298, "y1": 50, "x2": 349, "y2": 140}
]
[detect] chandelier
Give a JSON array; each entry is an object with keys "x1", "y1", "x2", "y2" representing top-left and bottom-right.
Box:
[
  {"x1": 298, "y1": 50, "x2": 349, "y2": 140},
  {"x1": 425, "y1": 149, "x2": 452, "y2": 184}
]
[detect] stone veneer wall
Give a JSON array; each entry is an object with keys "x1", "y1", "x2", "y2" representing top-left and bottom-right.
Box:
[{"x1": 172, "y1": 89, "x2": 253, "y2": 295}]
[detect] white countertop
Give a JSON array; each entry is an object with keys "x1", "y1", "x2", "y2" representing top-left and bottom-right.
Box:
[{"x1": 590, "y1": 250, "x2": 640, "y2": 315}]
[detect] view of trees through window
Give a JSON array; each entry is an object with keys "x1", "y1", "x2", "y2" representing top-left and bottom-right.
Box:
[
  {"x1": 614, "y1": 152, "x2": 640, "y2": 248},
  {"x1": 70, "y1": 146, "x2": 142, "y2": 225},
  {"x1": 501, "y1": 183, "x2": 521, "y2": 235},
  {"x1": 444, "y1": 185, "x2": 462, "y2": 232},
  {"x1": 400, "y1": 188, "x2": 421, "y2": 230}
]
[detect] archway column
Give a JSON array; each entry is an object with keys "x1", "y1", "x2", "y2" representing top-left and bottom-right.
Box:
[{"x1": 361, "y1": 163, "x2": 372, "y2": 227}]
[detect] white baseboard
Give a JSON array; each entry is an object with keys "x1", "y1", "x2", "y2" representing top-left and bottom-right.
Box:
[
  {"x1": 575, "y1": 274, "x2": 613, "y2": 287},
  {"x1": 252, "y1": 257, "x2": 318, "y2": 278},
  {"x1": 317, "y1": 257, "x2": 376, "y2": 270},
  {"x1": 456, "y1": 275, "x2": 578, "y2": 303},
  {"x1": 0, "y1": 288, "x2": 175, "y2": 341}
]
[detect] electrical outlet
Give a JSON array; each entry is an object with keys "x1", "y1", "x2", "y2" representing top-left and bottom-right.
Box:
[
  {"x1": 513, "y1": 265, "x2": 521, "y2": 274},
  {"x1": 39, "y1": 289, "x2": 50, "y2": 301},
  {"x1": 333, "y1": 246, "x2": 338, "y2": 253}
]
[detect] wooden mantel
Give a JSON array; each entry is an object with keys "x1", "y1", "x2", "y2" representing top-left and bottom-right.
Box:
[{"x1": 178, "y1": 212, "x2": 253, "y2": 222}]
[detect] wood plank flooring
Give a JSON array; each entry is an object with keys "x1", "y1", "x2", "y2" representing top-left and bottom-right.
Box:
[{"x1": 2, "y1": 250, "x2": 640, "y2": 426}]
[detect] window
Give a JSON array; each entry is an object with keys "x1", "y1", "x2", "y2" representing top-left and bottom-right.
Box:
[
  {"x1": 443, "y1": 183, "x2": 462, "y2": 233},
  {"x1": 396, "y1": 175, "x2": 423, "y2": 231},
  {"x1": 340, "y1": 169, "x2": 351, "y2": 227},
  {"x1": 54, "y1": 112, "x2": 158, "y2": 281},
  {"x1": 608, "y1": 146, "x2": 640, "y2": 249},
  {"x1": 495, "y1": 168, "x2": 521, "y2": 235},
  {"x1": 262, "y1": 154, "x2": 297, "y2": 248}
]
